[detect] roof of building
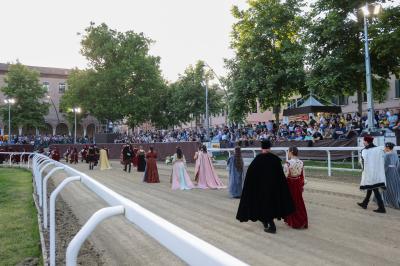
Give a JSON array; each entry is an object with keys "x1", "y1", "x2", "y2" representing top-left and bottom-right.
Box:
[{"x1": 0, "y1": 63, "x2": 71, "y2": 78}]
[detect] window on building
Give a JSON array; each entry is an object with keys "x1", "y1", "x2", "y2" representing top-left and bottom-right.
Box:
[
  {"x1": 42, "y1": 81, "x2": 50, "y2": 92},
  {"x1": 395, "y1": 79, "x2": 400, "y2": 98},
  {"x1": 59, "y1": 82, "x2": 66, "y2": 93}
]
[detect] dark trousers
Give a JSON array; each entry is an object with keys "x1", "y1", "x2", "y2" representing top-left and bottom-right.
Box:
[
  {"x1": 124, "y1": 163, "x2": 131, "y2": 172},
  {"x1": 362, "y1": 188, "x2": 385, "y2": 209}
]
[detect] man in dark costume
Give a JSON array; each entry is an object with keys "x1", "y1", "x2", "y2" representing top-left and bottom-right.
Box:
[
  {"x1": 236, "y1": 140, "x2": 295, "y2": 234},
  {"x1": 122, "y1": 144, "x2": 133, "y2": 172}
]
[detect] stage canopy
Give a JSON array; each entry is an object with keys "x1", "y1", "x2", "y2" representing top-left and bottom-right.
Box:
[{"x1": 283, "y1": 96, "x2": 342, "y2": 116}]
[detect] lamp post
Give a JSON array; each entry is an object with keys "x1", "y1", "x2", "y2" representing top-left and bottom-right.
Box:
[
  {"x1": 72, "y1": 107, "x2": 81, "y2": 144},
  {"x1": 361, "y1": 3, "x2": 381, "y2": 132},
  {"x1": 201, "y1": 81, "x2": 209, "y2": 142},
  {"x1": 4, "y1": 98, "x2": 16, "y2": 142}
]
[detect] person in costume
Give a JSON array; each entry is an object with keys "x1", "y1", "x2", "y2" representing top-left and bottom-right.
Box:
[
  {"x1": 236, "y1": 140, "x2": 295, "y2": 234},
  {"x1": 143, "y1": 146, "x2": 160, "y2": 183},
  {"x1": 51, "y1": 148, "x2": 60, "y2": 162},
  {"x1": 70, "y1": 147, "x2": 79, "y2": 164},
  {"x1": 137, "y1": 146, "x2": 146, "y2": 172},
  {"x1": 381, "y1": 142, "x2": 400, "y2": 209},
  {"x1": 171, "y1": 146, "x2": 194, "y2": 190},
  {"x1": 193, "y1": 143, "x2": 202, "y2": 183},
  {"x1": 121, "y1": 144, "x2": 133, "y2": 172},
  {"x1": 195, "y1": 145, "x2": 225, "y2": 189},
  {"x1": 357, "y1": 135, "x2": 386, "y2": 213},
  {"x1": 87, "y1": 145, "x2": 96, "y2": 170},
  {"x1": 80, "y1": 145, "x2": 88, "y2": 163},
  {"x1": 99, "y1": 146, "x2": 112, "y2": 170},
  {"x1": 283, "y1": 147, "x2": 308, "y2": 229},
  {"x1": 132, "y1": 146, "x2": 139, "y2": 167},
  {"x1": 227, "y1": 146, "x2": 244, "y2": 198}
]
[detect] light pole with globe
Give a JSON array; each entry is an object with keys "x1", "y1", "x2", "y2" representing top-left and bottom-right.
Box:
[
  {"x1": 72, "y1": 107, "x2": 81, "y2": 144},
  {"x1": 4, "y1": 98, "x2": 16, "y2": 142}
]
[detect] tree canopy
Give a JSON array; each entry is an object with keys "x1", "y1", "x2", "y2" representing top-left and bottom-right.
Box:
[
  {"x1": 61, "y1": 23, "x2": 167, "y2": 127},
  {"x1": 226, "y1": 0, "x2": 307, "y2": 123},
  {"x1": 306, "y1": 0, "x2": 400, "y2": 114},
  {"x1": 1, "y1": 62, "x2": 49, "y2": 132}
]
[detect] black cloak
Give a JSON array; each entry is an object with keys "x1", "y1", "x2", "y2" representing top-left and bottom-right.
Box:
[{"x1": 236, "y1": 152, "x2": 295, "y2": 223}]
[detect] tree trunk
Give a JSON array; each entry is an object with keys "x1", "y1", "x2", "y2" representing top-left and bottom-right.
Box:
[
  {"x1": 357, "y1": 86, "x2": 363, "y2": 115},
  {"x1": 273, "y1": 105, "x2": 280, "y2": 128}
]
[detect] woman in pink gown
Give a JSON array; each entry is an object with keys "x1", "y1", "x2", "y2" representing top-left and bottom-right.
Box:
[{"x1": 194, "y1": 145, "x2": 225, "y2": 189}]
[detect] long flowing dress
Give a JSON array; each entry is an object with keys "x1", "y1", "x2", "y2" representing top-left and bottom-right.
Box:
[
  {"x1": 137, "y1": 149, "x2": 146, "y2": 172},
  {"x1": 143, "y1": 151, "x2": 160, "y2": 183},
  {"x1": 195, "y1": 152, "x2": 225, "y2": 189},
  {"x1": 171, "y1": 154, "x2": 194, "y2": 190},
  {"x1": 99, "y1": 148, "x2": 112, "y2": 170},
  {"x1": 283, "y1": 158, "x2": 308, "y2": 229},
  {"x1": 227, "y1": 155, "x2": 243, "y2": 198},
  {"x1": 381, "y1": 151, "x2": 400, "y2": 209}
]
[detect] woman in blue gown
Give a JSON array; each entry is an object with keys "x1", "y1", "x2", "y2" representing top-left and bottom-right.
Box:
[{"x1": 227, "y1": 146, "x2": 244, "y2": 198}]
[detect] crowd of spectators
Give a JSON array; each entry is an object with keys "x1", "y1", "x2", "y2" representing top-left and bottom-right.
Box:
[
  {"x1": 0, "y1": 134, "x2": 92, "y2": 147},
  {"x1": 1, "y1": 109, "x2": 399, "y2": 147}
]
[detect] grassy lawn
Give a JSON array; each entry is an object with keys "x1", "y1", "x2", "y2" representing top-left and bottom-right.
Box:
[{"x1": 0, "y1": 168, "x2": 42, "y2": 265}]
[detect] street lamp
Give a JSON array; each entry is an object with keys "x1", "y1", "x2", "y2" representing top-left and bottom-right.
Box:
[
  {"x1": 4, "y1": 98, "x2": 16, "y2": 142},
  {"x1": 361, "y1": 3, "x2": 382, "y2": 132},
  {"x1": 201, "y1": 81, "x2": 209, "y2": 142},
  {"x1": 204, "y1": 62, "x2": 229, "y2": 125},
  {"x1": 72, "y1": 107, "x2": 81, "y2": 144}
]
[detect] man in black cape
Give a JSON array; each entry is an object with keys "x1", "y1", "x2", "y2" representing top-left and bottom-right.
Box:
[{"x1": 236, "y1": 140, "x2": 295, "y2": 233}]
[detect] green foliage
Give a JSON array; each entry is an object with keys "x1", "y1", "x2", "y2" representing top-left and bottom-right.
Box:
[
  {"x1": 306, "y1": 1, "x2": 400, "y2": 112},
  {"x1": 227, "y1": 0, "x2": 306, "y2": 123},
  {"x1": 1, "y1": 63, "x2": 49, "y2": 130},
  {"x1": 168, "y1": 61, "x2": 223, "y2": 126},
  {"x1": 0, "y1": 168, "x2": 41, "y2": 265},
  {"x1": 61, "y1": 23, "x2": 166, "y2": 127}
]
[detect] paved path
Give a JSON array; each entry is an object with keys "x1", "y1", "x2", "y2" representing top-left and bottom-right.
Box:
[{"x1": 49, "y1": 160, "x2": 400, "y2": 266}]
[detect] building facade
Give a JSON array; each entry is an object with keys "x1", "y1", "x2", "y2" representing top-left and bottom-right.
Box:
[{"x1": 0, "y1": 63, "x2": 100, "y2": 136}]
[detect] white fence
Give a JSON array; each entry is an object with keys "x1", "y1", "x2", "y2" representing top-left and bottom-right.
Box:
[
  {"x1": 209, "y1": 146, "x2": 400, "y2": 177},
  {"x1": 0, "y1": 152, "x2": 247, "y2": 266}
]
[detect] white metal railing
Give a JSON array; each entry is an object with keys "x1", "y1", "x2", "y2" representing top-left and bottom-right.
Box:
[
  {"x1": 0, "y1": 152, "x2": 247, "y2": 266},
  {"x1": 209, "y1": 146, "x2": 400, "y2": 177}
]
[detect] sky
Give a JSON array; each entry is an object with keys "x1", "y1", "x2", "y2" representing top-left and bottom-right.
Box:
[{"x1": 0, "y1": 0, "x2": 248, "y2": 82}]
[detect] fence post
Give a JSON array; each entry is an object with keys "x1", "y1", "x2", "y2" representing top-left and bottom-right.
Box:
[
  {"x1": 50, "y1": 176, "x2": 81, "y2": 266},
  {"x1": 42, "y1": 166, "x2": 65, "y2": 229},
  {"x1": 38, "y1": 162, "x2": 55, "y2": 207},
  {"x1": 327, "y1": 150, "x2": 331, "y2": 177},
  {"x1": 351, "y1": 151, "x2": 355, "y2": 170},
  {"x1": 66, "y1": 206, "x2": 125, "y2": 266}
]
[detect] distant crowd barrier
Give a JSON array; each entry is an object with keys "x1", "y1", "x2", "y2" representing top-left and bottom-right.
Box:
[
  {"x1": 209, "y1": 146, "x2": 400, "y2": 177},
  {"x1": 0, "y1": 152, "x2": 247, "y2": 266}
]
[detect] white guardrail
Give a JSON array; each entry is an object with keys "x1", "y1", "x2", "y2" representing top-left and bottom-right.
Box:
[
  {"x1": 0, "y1": 152, "x2": 248, "y2": 266},
  {"x1": 209, "y1": 146, "x2": 400, "y2": 177}
]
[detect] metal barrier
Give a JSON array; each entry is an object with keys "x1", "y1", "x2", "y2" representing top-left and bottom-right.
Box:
[
  {"x1": 209, "y1": 146, "x2": 400, "y2": 177},
  {"x1": 0, "y1": 152, "x2": 247, "y2": 266}
]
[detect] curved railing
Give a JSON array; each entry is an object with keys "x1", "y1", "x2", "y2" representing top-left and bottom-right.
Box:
[{"x1": 0, "y1": 152, "x2": 247, "y2": 266}]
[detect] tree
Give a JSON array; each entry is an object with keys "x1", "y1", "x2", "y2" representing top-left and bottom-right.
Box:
[
  {"x1": 1, "y1": 62, "x2": 49, "y2": 133},
  {"x1": 168, "y1": 61, "x2": 223, "y2": 127},
  {"x1": 306, "y1": 1, "x2": 400, "y2": 115},
  {"x1": 227, "y1": 0, "x2": 306, "y2": 123},
  {"x1": 61, "y1": 23, "x2": 167, "y2": 128}
]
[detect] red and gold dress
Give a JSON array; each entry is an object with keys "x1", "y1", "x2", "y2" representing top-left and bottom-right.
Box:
[
  {"x1": 283, "y1": 158, "x2": 308, "y2": 229},
  {"x1": 143, "y1": 151, "x2": 160, "y2": 183}
]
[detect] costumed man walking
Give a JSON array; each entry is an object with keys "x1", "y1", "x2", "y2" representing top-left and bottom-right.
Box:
[
  {"x1": 236, "y1": 140, "x2": 295, "y2": 234},
  {"x1": 357, "y1": 135, "x2": 386, "y2": 213}
]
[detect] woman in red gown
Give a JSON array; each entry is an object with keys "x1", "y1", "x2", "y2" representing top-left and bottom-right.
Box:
[
  {"x1": 284, "y1": 147, "x2": 308, "y2": 229},
  {"x1": 143, "y1": 146, "x2": 160, "y2": 183}
]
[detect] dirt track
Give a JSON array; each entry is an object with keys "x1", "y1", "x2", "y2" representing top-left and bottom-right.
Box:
[{"x1": 47, "y1": 160, "x2": 400, "y2": 266}]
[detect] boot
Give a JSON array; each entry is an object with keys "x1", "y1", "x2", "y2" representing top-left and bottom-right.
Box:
[
  {"x1": 373, "y1": 208, "x2": 386, "y2": 213},
  {"x1": 264, "y1": 220, "x2": 276, "y2": 234},
  {"x1": 357, "y1": 202, "x2": 367, "y2": 209}
]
